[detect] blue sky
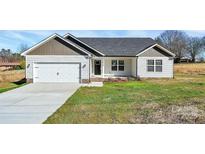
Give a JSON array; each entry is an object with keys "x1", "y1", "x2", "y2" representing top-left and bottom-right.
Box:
[{"x1": 1, "y1": 30, "x2": 205, "y2": 52}]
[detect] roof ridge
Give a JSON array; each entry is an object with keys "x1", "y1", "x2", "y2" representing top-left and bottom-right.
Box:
[{"x1": 77, "y1": 37, "x2": 154, "y2": 39}]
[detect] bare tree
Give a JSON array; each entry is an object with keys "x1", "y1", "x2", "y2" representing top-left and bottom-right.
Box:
[
  {"x1": 18, "y1": 43, "x2": 29, "y2": 53},
  {"x1": 156, "y1": 30, "x2": 188, "y2": 62},
  {"x1": 186, "y1": 37, "x2": 205, "y2": 62}
]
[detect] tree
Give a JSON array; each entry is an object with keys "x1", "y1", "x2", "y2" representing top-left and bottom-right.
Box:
[
  {"x1": 18, "y1": 43, "x2": 29, "y2": 53},
  {"x1": 0, "y1": 48, "x2": 12, "y2": 62},
  {"x1": 156, "y1": 30, "x2": 189, "y2": 62},
  {"x1": 0, "y1": 48, "x2": 12, "y2": 57},
  {"x1": 186, "y1": 37, "x2": 205, "y2": 62}
]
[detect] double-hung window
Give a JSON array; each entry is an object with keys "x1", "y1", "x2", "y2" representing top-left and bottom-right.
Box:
[
  {"x1": 155, "y1": 60, "x2": 162, "y2": 72},
  {"x1": 111, "y1": 60, "x2": 125, "y2": 71},
  {"x1": 147, "y1": 59, "x2": 162, "y2": 72},
  {"x1": 111, "y1": 60, "x2": 118, "y2": 71},
  {"x1": 147, "y1": 60, "x2": 154, "y2": 72},
  {"x1": 118, "y1": 60, "x2": 124, "y2": 71}
]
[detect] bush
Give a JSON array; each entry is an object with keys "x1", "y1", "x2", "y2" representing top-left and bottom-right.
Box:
[
  {"x1": 19, "y1": 60, "x2": 26, "y2": 69},
  {"x1": 15, "y1": 66, "x2": 22, "y2": 70}
]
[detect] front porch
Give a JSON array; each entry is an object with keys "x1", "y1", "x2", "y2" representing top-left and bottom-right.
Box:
[{"x1": 90, "y1": 57, "x2": 137, "y2": 81}]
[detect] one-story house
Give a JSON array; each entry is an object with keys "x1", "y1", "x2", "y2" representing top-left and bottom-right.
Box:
[{"x1": 21, "y1": 33, "x2": 175, "y2": 83}]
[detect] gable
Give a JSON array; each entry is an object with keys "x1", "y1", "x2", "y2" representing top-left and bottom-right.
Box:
[
  {"x1": 27, "y1": 38, "x2": 85, "y2": 55},
  {"x1": 138, "y1": 46, "x2": 173, "y2": 57},
  {"x1": 65, "y1": 35, "x2": 104, "y2": 56}
]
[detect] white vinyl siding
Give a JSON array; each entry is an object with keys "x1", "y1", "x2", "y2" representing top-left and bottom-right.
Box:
[
  {"x1": 137, "y1": 57, "x2": 173, "y2": 78},
  {"x1": 131, "y1": 58, "x2": 137, "y2": 77}
]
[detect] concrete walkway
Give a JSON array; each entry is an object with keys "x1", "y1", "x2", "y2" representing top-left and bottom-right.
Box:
[{"x1": 0, "y1": 83, "x2": 80, "y2": 124}]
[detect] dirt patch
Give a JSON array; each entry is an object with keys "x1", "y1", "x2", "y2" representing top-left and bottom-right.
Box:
[
  {"x1": 129, "y1": 104, "x2": 205, "y2": 124},
  {"x1": 141, "y1": 103, "x2": 160, "y2": 110}
]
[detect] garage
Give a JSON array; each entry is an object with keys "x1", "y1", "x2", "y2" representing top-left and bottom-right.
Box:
[{"x1": 33, "y1": 63, "x2": 80, "y2": 83}]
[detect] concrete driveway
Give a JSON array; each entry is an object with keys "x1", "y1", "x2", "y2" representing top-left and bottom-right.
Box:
[{"x1": 0, "y1": 83, "x2": 80, "y2": 124}]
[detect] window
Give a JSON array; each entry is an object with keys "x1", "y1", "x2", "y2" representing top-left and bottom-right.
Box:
[
  {"x1": 147, "y1": 60, "x2": 154, "y2": 72},
  {"x1": 111, "y1": 60, "x2": 117, "y2": 71},
  {"x1": 111, "y1": 60, "x2": 125, "y2": 71},
  {"x1": 155, "y1": 60, "x2": 162, "y2": 72},
  {"x1": 147, "y1": 59, "x2": 162, "y2": 72},
  {"x1": 118, "y1": 60, "x2": 124, "y2": 71}
]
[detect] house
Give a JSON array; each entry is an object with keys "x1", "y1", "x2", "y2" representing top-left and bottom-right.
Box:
[{"x1": 21, "y1": 33, "x2": 175, "y2": 83}]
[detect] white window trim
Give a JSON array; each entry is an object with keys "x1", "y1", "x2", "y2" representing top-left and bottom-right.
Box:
[
  {"x1": 147, "y1": 59, "x2": 155, "y2": 72},
  {"x1": 155, "y1": 60, "x2": 163, "y2": 72},
  {"x1": 118, "y1": 60, "x2": 125, "y2": 71},
  {"x1": 111, "y1": 60, "x2": 125, "y2": 71},
  {"x1": 111, "y1": 60, "x2": 118, "y2": 71},
  {"x1": 147, "y1": 59, "x2": 163, "y2": 72}
]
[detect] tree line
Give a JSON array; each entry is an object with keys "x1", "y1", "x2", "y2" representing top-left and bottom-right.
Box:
[
  {"x1": 0, "y1": 44, "x2": 28, "y2": 63},
  {"x1": 156, "y1": 30, "x2": 205, "y2": 62}
]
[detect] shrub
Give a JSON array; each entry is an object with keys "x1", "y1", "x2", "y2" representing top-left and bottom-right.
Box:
[{"x1": 19, "y1": 60, "x2": 26, "y2": 69}]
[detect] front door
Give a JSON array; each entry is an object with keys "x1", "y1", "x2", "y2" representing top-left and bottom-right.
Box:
[{"x1": 94, "y1": 60, "x2": 101, "y2": 75}]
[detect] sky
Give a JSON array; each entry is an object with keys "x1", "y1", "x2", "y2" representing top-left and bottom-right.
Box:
[{"x1": 1, "y1": 30, "x2": 205, "y2": 52}]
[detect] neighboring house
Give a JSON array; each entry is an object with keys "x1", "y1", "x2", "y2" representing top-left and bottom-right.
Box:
[
  {"x1": 180, "y1": 57, "x2": 192, "y2": 63},
  {"x1": 21, "y1": 33, "x2": 175, "y2": 83}
]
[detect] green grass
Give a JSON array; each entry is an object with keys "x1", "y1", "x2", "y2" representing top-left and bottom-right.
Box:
[
  {"x1": 44, "y1": 73, "x2": 205, "y2": 124},
  {"x1": 0, "y1": 82, "x2": 26, "y2": 93}
]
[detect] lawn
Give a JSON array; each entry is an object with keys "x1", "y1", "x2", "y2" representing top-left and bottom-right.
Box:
[
  {"x1": 0, "y1": 82, "x2": 26, "y2": 93},
  {"x1": 44, "y1": 63, "x2": 205, "y2": 124},
  {"x1": 0, "y1": 69, "x2": 26, "y2": 93}
]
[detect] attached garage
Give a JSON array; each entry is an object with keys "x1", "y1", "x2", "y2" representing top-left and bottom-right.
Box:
[
  {"x1": 33, "y1": 63, "x2": 80, "y2": 83},
  {"x1": 22, "y1": 34, "x2": 91, "y2": 83}
]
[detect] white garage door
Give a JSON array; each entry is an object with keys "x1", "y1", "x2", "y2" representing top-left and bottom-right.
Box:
[{"x1": 34, "y1": 63, "x2": 80, "y2": 83}]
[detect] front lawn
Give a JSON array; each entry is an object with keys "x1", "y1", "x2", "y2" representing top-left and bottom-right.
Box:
[
  {"x1": 0, "y1": 82, "x2": 26, "y2": 93},
  {"x1": 45, "y1": 73, "x2": 205, "y2": 124},
  {"x1": 0, "y1": 69, "x2": 26, "y2": 93}
]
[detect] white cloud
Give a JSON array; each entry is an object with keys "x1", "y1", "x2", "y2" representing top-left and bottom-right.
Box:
[{"x1": 4, "y1": 31, "x2": 36, "y2": 44}]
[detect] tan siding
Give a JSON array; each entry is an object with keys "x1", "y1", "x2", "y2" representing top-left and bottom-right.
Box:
[
  {"x1": 139, "y1": 48, "x2": 166, "y2": 57},
  {"x1": 28, "y1": 39, "x2": 80, "y2": 55}
]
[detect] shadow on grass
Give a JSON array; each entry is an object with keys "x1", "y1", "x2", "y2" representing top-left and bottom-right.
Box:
[{"x1": 12, "y1": 78, "x2": 26, "y2": 85}]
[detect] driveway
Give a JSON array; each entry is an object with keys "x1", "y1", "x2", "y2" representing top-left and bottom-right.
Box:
[{"x1": 0, "y1": 83, "x2": 80, "y2": 124}]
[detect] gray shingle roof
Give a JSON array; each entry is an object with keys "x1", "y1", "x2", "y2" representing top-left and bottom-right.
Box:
[{"x1": 77, "y1": 37, "x2": 156, "y2": 56}]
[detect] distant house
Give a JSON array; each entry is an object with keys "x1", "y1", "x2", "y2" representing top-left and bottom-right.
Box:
[
  {"x1": 21, "y1": 33, "x2": 175, "y2": 83},
  {"x1": 180, "y1": 57, "x2": 192, "y2": 63}
]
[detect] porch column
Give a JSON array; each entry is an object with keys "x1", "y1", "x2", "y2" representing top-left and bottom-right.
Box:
[{"x1": 102, "y1": 59, "x2": 105, "y2": 78}]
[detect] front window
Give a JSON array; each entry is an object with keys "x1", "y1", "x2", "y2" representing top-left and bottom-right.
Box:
[
  {"x1": 155, "y1": 60, "x2": 162, "y2": 72},
  {"x1": 118, "y1": 60, "x2": 124, "y2": 71},
  {"x1": 147, "y1": 59, "x2": 162, "y2": 72},
  {"x1": 111, "y1": 60, "x2": 125, "y2": 71},
  {"x1": 147, "y1": 60, "x2": 154, "y2": 72},
  {"x1": 111, "y1": 60, "x2": 117, "y2": 71}
]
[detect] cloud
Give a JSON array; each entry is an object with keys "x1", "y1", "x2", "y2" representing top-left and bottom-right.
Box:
[{"x1": 3, "y1": 31, "x2": 36, "y2": 44}]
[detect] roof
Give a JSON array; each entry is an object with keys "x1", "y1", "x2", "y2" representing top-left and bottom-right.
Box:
[
  {"x1": 21, "y1": 33, "x2": 91, "y2": 56},
  {"x1": 22, "y1": 33, "x2": 175, "y2": 57},
  {"x1": 76, "y1": 37, "x2": 156, "y2": 56}
]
